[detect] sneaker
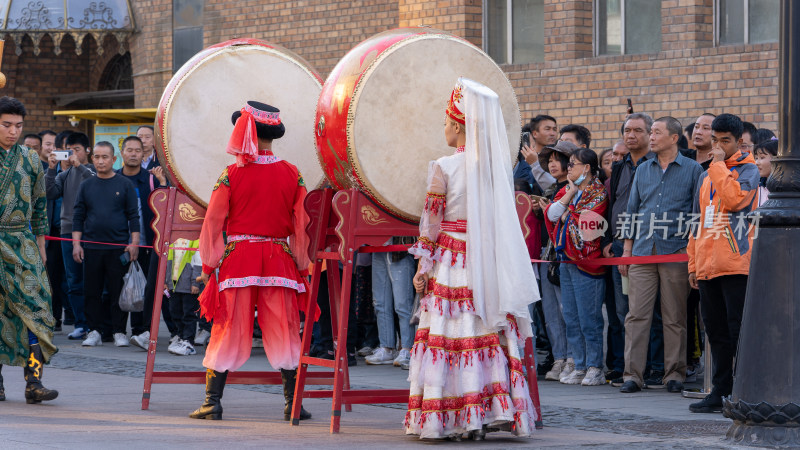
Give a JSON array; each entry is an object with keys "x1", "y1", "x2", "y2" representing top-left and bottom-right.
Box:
[
  {"x1": 400, "y1": 361, "x2": 410, "y2": 370},
  {"x1": 365, "y1": 347, "x2": 396, "y2": 365},
  {"x1": 194, "y1": 329, "x2": 211, "y2": 346},
  {"x1": 170, "y1": 340, "x2": 196, "y2": 356},
  {"x1": 689, "y1": 392, "x2": 723, "y2": 413},
  {"x1": 81, "y1": 330, "x2": 102, "y2": 347},
  {"x1": 560, "y1": 369, "x2": 587, "y2": 385},
  {"x1": 130, "y1": 331, "x2": 150, "y2": 350},
  {"x1": 581, "y1": 367, "x2": 605, "y2": 386},
  {"x1": 68, "y1": 327, "x2": 87, "y2": 340},
  {"x1": 113, "y1": 333, "x2": 130, "y2": 347},
  {"x1": 170, "y1": 335, "x2": 180, "y2": 346},
  {"x1": 54, "y1": 324, "x2": 62, "y2": 333},
  {"x1": 357, "y1": 346, "x2": 374, "y2": 357},
  {"x1": 545, "y1": 359, "x2": 566, "y2": 381},
  {"x1": 605, "y1": 369, "x2": 623, "y2": 381},
  {"x1": 348, "y1": 352, "x2": 357, "y2": 367},
  {"x1": 644, "y1": 370, "x2": 666, "y2": 389},
  {"x1": 393, "y1": 348, "x2": 411, "y2": 367},
  {"x1": 558, "y1": 358, "x2": 576, "y2": 383},
  {"x1": 168, "y1": 339, "x2": 184, "y2": 355},
  {"x1": 611, "y1": 377, "x2": 625, "y2": 387}
]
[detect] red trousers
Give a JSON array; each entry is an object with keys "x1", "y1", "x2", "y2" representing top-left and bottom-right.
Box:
[{"x1": 203, "y1": 286, "x2": 301, "y2": 372}]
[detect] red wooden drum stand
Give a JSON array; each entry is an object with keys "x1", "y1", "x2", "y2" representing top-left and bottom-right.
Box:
[
  {"x1": 290, "y1": 188, "x2": 543, "y2": 433},
  {"x1": 140, "y1": 187, "x2": 335, "y2": 410}
]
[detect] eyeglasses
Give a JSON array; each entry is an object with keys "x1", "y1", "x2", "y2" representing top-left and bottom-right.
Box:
[
  {"x1": 567, "y1": 161, "x2": 585, "y2": 168},
  {"x1": 738, "y1": 143, "x2": 754, "y2": 150}
]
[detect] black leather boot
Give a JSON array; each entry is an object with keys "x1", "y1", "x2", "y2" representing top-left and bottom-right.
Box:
[
  {"x1": 281, "y1": 369, "x2": 311, "y2": 421},
  {"x1": 0, "y1": 364, "x2": 5, "y2": 401},
  {"x1": 24, "y1": 344, "x2": 58, "y2": 404},
  {"x1": 189, "y1": 369, "x2": 228, "y2": 420}
]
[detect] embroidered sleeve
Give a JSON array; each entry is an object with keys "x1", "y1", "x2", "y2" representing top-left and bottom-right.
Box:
[
  {"x1": 408, "y1": 161, "x2": 446, "y2": 274},
  {"x1": 213, "y1": 167, "x2": 229, "y2": 191},
  {"x1": 29, "y1": 150, "x2": 48, "y2": 235}
]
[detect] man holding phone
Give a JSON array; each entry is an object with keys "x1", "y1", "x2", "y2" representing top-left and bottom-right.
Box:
[
  {"x1": 72, "y1": 142, "x2": 140, "y2": 348},
  {"x1": 45, "y1": 132, "x2": 95, "y2": 340},
  {"x1": 515, "y1": 115, "x2": 559, "y2": 192}
]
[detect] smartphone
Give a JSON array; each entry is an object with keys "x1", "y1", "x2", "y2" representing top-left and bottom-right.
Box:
[
  {"x1": 627, "y1": 98, "x2": 634, "y2": 114},
  {"x1": 53, "y1": 151, "x2": 70, "y2": 161},
  {"x1": 119, "y1": 252, "x2": 130, "y2": 265},
  {"x1": 521, "y1": 131, "x2": 531, "y2": 149}
]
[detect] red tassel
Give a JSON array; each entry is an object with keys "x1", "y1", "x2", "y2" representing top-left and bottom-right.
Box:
[{"x1": 198, "y1": 272, "x2": 226, "y2": 323}]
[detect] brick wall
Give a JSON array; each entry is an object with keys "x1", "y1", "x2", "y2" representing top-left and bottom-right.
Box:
[
  {"x1": 507, "y1": 0, "x2": 778, "y2": 149},
  {"x1": 203, "y1": 0, "x2": 399, "y2": 83},
  {"x1": 0, "y1": 34, "x2": 110, "y2": 135},
  {"x1": 398, "y1": 0, "x2": 481, "y2": 46},
  {"x1": 129, "y1": 0, "x2": 173, "y2": 109}
]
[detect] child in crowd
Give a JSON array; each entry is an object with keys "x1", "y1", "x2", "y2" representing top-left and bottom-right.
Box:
[
  {"x1": 165, "y1": 238, "x2": 206, "y2": 355},
  {"x1": 753, "y1": 139, "x2": 778, "y2": 207}
]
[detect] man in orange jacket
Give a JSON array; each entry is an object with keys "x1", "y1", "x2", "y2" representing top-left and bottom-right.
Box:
[{"x1": 687, "y1": 113, "x2": 760, "y2": 413}]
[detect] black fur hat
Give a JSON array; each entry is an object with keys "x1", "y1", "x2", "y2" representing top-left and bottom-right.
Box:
[{"x1": 231, "y1": 101, "x2": 285, "y2": 141}]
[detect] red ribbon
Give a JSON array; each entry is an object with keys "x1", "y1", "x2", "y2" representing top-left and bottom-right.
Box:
[{"x1": 225, "y1": 108, "x2": 259, "y2": 167}]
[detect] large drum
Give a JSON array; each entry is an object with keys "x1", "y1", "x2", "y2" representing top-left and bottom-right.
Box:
[
  {"x1": 315, "y1": 28, "x2": 521, "y2": 223},
  {"x1": 157, "y1": 38, "x2": 324, "y2": 207}
]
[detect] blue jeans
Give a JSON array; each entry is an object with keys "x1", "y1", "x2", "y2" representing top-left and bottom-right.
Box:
[
  {"x1": 371, "y1": 253, "x2": 416, "y2": 349},
  {"x1": 611, "y1": 240, "x2": 664, "y2": 372},
  {"x1": 60, "y1": 233, "x2": 87, "y2": 330},
  {"x1": 537, "y1": 263, "x2": 568, "y2": 360},
  {"x1": 559, "y1": 263, "x2": 605, "y2": 370}
]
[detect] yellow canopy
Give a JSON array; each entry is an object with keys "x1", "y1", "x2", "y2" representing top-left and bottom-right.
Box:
[{"x1": 53, "y1": 108, "x2": 156, "y2": 125}]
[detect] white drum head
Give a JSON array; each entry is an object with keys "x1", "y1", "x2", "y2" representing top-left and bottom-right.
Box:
[
  {"x1": 161, "y1": 44, "x2": 323, "y2": 207},
  {"x1": 349, "y1": 34, "x2": 520, "y2": 221}
]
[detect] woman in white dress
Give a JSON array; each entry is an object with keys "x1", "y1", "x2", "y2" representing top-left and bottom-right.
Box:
[{"x1": 405, "y1": 78, "x2": 540, "y2": 440}]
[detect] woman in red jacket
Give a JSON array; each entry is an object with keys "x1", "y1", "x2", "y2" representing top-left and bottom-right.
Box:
[{"x1": 543, "y1": 148, "x2": 608, "y2": 386}]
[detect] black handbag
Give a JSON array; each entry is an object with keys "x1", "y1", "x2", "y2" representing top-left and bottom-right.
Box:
[{"x1": 541, "y1": 240, "x2": 560, "y2": 286}]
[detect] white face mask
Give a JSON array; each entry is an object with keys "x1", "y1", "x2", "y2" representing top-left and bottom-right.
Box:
[{"x1": 574, "y1": 168, "x2": 588, "y2": 185}]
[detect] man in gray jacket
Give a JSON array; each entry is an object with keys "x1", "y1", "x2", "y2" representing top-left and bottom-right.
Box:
[{"x1": 45, "y1": 132, "x2": 94, "y2": 340}]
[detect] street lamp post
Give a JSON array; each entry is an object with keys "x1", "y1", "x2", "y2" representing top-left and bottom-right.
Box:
[{"x1": 723, "y1": 0, "x2": 800, "y2": 446}]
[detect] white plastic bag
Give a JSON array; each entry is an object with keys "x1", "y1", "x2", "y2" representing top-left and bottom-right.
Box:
[{"x1": 120, "y1": 261, "x2": 146, "y2": 312}]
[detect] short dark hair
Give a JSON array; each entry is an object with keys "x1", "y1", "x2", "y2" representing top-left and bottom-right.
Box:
[
  {"x1": 655, "y1": 116, "x2": 683, "y2": 137},
  {"x1": 23, "y1": 133, "x2": 41, "y2": 144},
  {"x1": 559, "y1": 124, "x2": 591, "y2": 147},
  {"x1": 38, "y1": 130, "x2": 57, "y2": 139},
  {"x1": 530, "y1": 114, "x2": 557, "y2": 132},
  {"x1": 684, "y1": 122, "x2": 695, "y2": 139},
  {"x1": 624, "y1": 113, "x2": 654, "y2": 134},
  {"x1": 571, "y1": 148, "x2": 601, "y2": 178},
  {"x1": 701, "y1": 112, "x2": 717, "y2": 119},
  {"x1": 753, "y1": 128, "x2": 777, "y2": 145},
  {"x1": 742, "y1": 121, "x2": 757, "y2": 140},
  {"x1": 548, "y1": 150, "x2": 570, "y2": 172},
  {"x1": 122, "y1": 135, "x2": 143, "y2": 149},
  {"x1": 754, "y1": 139, "x2": 778, "y2": 157},
  {"x1": 93, "y1": 141, "x2": 115, "y2": 155},
  {"x1": 65, "y1": 132, "x2": 90, "y2": 149},
  {"x1": 55, "y1": 131, "x2": 72, "y2": 149},
  {"x1": 0, "y1": 96, "x2": 26, "y2": 118},
  {"x1": 137, "y1": 125, "x2": 154, "y2": 133},
  {"x1": 711, "y1": 114, "x2": 744, "y2": 140}
]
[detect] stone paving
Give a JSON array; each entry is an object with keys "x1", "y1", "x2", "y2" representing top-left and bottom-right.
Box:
[{"x1": 0, "y1": 323, "x2": 753, "y2": 449}]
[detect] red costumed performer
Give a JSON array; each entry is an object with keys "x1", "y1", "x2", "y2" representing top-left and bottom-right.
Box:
[{"x1": 190, "y1": 101, "x2": 317, "y2": 421}]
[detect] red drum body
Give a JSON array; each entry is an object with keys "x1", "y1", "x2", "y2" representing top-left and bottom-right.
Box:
[
  {"x1": 157, "y1": 39, "x2": 324, "y2": 208},
  {"x1": 315, "y1": 28, "x2": 521, "y2": 223}
]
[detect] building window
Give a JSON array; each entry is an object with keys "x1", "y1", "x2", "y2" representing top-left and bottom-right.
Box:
[
  {"x1": 172, "y1": 0, "x2": 205, "y2": 73},
  {"x1": 717, "y1": 0, "x2": 779, "y2": 45},
  {"x1": 596, "y1": 0, "x2": 662, "y2": 55},
  {"x1": 484, "y1": 0, "x2": 544, "y2": 65}
]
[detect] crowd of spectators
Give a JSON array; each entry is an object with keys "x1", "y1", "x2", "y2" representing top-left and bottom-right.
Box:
[{"x1": 35, "y1": 127, "x2": 208, "y2": 357}]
